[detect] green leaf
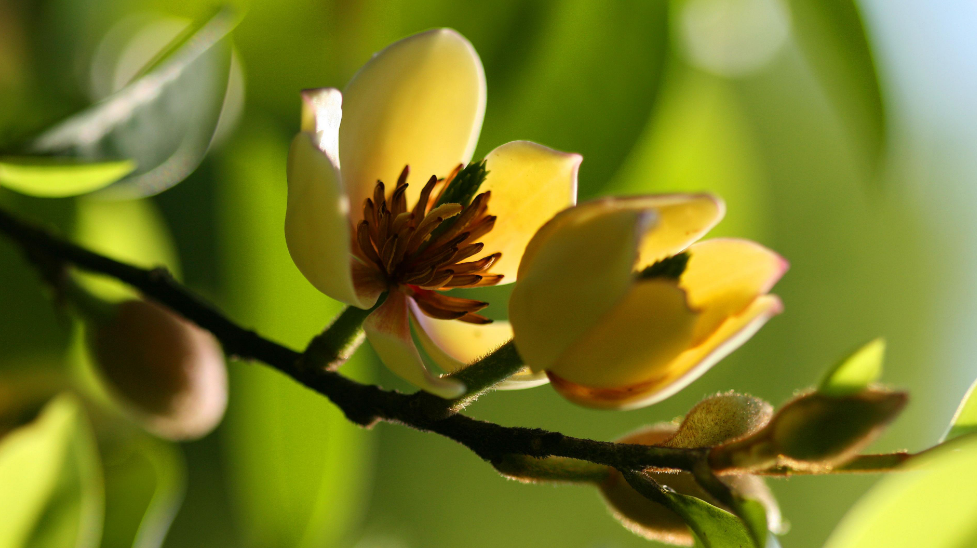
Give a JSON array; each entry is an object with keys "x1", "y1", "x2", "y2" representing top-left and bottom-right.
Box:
[
  {"x1": 625, "y1": 471, "x2": 759, "y2": 548},
  {"x1": 0, "y1": 394, "x2": 103, "y2": 548},
  {"x1": 0, "y1": 157, "x2": 136, "y2": 198},
  {"x1": 100, "y1": 431, "x2": 186, "y2": 548},
  {"x1": 786, "y1": 0, "x2": 886, "y2": 175},
  {"x1": 21, "y1": 7, "x2": 238, "y2": 198},
  {"x1": 661, "y1": 489, "x2": 759, "y2": 548},
  {"x1": 943, "y1": 377, "x2": 977, "y2": 443},
  {"x1": 819, "y1": 338, "x2": 885, "y2": 397},
  {"x1": 736, "y1": 498, "x2": 770, "y2": 548},
  {"x1": 824, "y1": 433, "x2": 977, "y2": 548}
]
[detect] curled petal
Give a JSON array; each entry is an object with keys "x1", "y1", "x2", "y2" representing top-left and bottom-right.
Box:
[
  {"x1": 364, "y1": 292, "x2": 466, "y2": 398},
  {"x1": 549, "y1": 295, "x2": 783, "y2": 410},
  {"x1": 300, "y1": 87, "x2": 342, "y2": 160},
  {"x1": 286, "y1": 133, "x2": 374, "y2": 307},
  {"x1": 409, "y1": 305, "x2": 548, "y2": 390},
  {"x1": 511, "y1": 202, "x2": 652, "y2": 373},
  {"x1": 681, "y1": 238, "x2": 788, "y2": 344},
  {"x1": 546, "y1": 280, "x2": 698, "y2": 390},
  {"x1": 340, "y1": 28, "x2": 486, "y2": 218},
  {"x1": 632, "y1": 194, "x2": 724, "y2": 267},
  {"x1": 477, "y1": 141, "x2": 580, "y2": 281}
]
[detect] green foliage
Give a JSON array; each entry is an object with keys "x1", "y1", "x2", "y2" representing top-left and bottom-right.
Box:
[
  {"x1": 100, "y1": 432, "x2": 186, "y2": 548},
  {"x1": 19, "y1": 8, "x2": 238, "y2": 198},
  {"x1": 943, "y1": 377, "x2": 977, "y2": 442},
  {"x1": 654, "y1": 485, "x2": 759, "y2": 548},
  {"x1": 0, "y1": 157, "x2": 135, "y2": 198},
  {"x1": 819, "y1": 338, "x2": 885, "y2": 397},
  {"x1": 0, "y1": 394, "x2": 103, "y2": 548},
  {"x1": 787, "y1": 0, "x2": 886, "y2": 175},
  {"x1": 824, "y1": 434, "x2": 977, "y2": 548}
]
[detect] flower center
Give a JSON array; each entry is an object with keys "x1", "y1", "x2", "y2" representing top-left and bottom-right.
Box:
[{"x1": 353, "y1": 164, "x2": 504, "y2": 324}]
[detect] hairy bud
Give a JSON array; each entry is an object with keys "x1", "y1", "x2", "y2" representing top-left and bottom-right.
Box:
[
  {"x1": 599, "y1": 392, "x2": 781, "y2": 545},
  {"x1": 87, "y1": 299, "x2": 227, "y2": 440},
  {"x1": 712, "y1": 388, "x2": 908, "y2": 472}
]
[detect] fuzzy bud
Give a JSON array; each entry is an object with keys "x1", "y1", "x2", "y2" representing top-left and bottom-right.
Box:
[
  {"x1": 712, "y1": 388, "x2": 907, "y2": 472},
  {"x1": 87, "y1": 299, "x2": 227, "y2": 440}
]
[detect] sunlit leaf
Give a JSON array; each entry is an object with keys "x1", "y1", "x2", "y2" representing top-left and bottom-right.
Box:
[
  {"x1": 216, "y1": 124, "x2": 375, "y2": 548},
  {"x1": 0, "y1": 157, "x2": 136, "y2": 197},
  {"x1": 819, "y1": 338, "x2": 885, "y2": 397},
  {"x1": 824, "y1": 434, "x2": 977, "y2": 548},
  {"x1": 657, "y1": 488, "x2": 758, "y2": 548},
  {"x1": 101, "y1": 431, "x2": 186, "y2": 548},
  {"x1": 943, "y1": 377, "x2": 977, "y2": 443},
  {"x1": 787, "y1": 0, "x2": 886, "y2": 174},
  {"x1": 0, "y1": 394, "x2": 103, "y2": 548},
  {"x1": 22, "y1": 7, "x2": 238, "y2": 198}
]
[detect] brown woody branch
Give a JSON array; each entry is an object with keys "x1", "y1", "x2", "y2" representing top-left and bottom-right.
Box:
[{"x1": 0, "y1": 206, "x2": 908, "y2": 477}]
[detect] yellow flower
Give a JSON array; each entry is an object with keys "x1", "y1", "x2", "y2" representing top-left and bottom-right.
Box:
[
  {"x1": 509, "y1": 196, "x2": 787, "y2": 409},
  {"x1": 286, "y1": 29, "x2": 579, "y2": 397}
]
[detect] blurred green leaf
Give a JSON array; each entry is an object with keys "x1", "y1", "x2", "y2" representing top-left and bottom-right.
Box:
[
  {"x1": 787, "y1": 0, "x2": 886, "y2": 173},
  {"x1": 737, "y1": 498, "x2": 770, "y2": 548},
  {"x1": 943, "y1": 377, "x2": 977, "y2": 443},
  {"x1": 0, "y1": 157, "x2": 135, "y2": 198},
  {"x1": 819, "y1": 338, "x2": 885, "y2": 397},
  {"x1": 101, "y1": 431, "x2": 186, "y2": 548},
  {"x1": 22, "y1": 8, "x2": 238, "y2": 198},
  {"x1": 0, "y1": 394, "x2": 103, "y2": 548},
  {"x1": 824, "y1": 434, "x2": 977, "y2": 548},
  {"x1": 606, "y1": 69, "x2": 769, "y2": 241},
  {"x1": 217, "y1": 123, "x2": 374, "y2": 548},
  {"x1": 475, "y1": 0, "x2": 670, "y2": 198}
]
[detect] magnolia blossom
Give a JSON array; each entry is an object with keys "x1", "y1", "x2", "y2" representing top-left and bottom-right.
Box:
[
  {"x1": 508, "y1": 196, "x2": 787, "y2": 409},
  {"x1": 286, "y1": 29, "x2": 579, "y2": 397}
]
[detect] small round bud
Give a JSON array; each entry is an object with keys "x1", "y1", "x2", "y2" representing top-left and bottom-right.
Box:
[
  {"x1": 87, "y1": 299, "x2": 227, "y2": 440},
  {"x1": 665, "y1": 391, "x2": 773, "y2": 449}
]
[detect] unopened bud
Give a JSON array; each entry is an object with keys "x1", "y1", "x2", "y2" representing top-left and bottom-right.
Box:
[
  {"x1": 600, "y1": 416, "x2": 781, "y2": 545},
  {"x1": 87, "y1": 299, "x2": 227, "y2": 440},
  {"x1": 664, "y1": 391, "x2": 773, "y2": 449},
  {"x1": 712, "y1": 389, "x2": 907, "y2": 472}
]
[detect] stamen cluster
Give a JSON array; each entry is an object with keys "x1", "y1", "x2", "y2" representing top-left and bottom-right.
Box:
[{"x1": 354, "y1": 165, "x2": 504, "y2": 324}]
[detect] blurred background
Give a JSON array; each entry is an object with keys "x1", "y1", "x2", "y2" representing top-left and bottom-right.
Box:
[{"x1": 2, "y1": 0, "x2": 976, "y2": 547}]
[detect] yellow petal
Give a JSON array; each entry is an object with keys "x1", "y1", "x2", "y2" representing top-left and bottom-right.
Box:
[
  {"x1": 286, "y1": 133, "x2": 373, "y2": 307},
  {"x1": 510, "y1": 201, "x2": 652, "y2": 373},
  {"x1": 477, "y1": 141, "x2": 580, "y2": 281},
  {"x1": 546, "y1": 280, "x2": 698, "y2": 389},
  {"x1": 300, "y1": 87, "x2": 342, "y2": 159},
  {"x1": 364, "y1": 291, "x2": 466, "y2": 398},
  {"x1": 633, "y1": 194, "x2": 725, "y2": 267},
  {"x1": 340, "y1": 28, "x2": 486, "y2": 219},
  {"x1": 680, "y1": 238, "x2": 788, "y2": 343},
  {"x1": 549, "y1": 295, "x2": 783, "y2": 410},
  {"x1": 408, "y1": 306, "x2": 548, "y2": 390}
]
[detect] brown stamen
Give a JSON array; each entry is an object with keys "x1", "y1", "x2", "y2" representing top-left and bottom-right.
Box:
[{"x1": 352, "y1": 164, "x2": 504, "y2": 323}]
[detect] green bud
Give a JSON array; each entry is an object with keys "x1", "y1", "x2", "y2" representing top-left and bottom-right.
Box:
[
  {"x1": 712, "y1": 389, "x2": 907, "y2": 472},
  {"x1": 87, "y1": 299, "x2": 227, "y2": 440},
  {"x1": 664, "y1": 391, "x2": 773, "y2": 449}
]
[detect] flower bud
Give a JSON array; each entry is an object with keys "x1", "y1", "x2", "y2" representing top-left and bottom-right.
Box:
[
  {"x1": 712, "y1": 388, "x2": 908, "y2": 472},
  {"x1": 87, "y1": 299, "x2": 227, "y2": 440},
  {"x1": 599, "y1": 394, "x2": 781, "y2": 545}
]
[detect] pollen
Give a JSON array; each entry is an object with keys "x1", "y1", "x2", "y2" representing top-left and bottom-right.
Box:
[{"x1": 353, "y1": 165, "x2": 504, "y2": 324}]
